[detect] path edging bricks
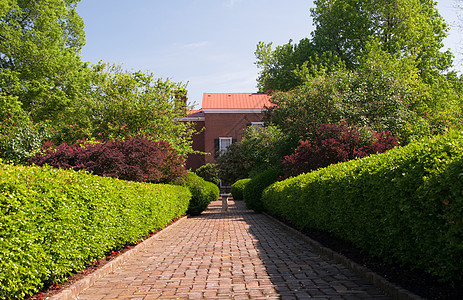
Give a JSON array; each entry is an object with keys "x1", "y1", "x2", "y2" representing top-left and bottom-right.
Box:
[
  {"x1": 262, "y1": 212, "x2": 423, "y2": 300},
  {"x1": 49, "y1": 216, "x2": 188, "y2": 300}
]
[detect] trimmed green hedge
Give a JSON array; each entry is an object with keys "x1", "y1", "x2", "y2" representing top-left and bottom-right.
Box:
[
  {"x1": 263, "y1": 130, "x2": 463, "y2": 284},
  {"x1": 181, "y1": 172, "x2": 219, "y2": 216},
  {"x1": 244, "y1": 168, "x2": 282, "y2": 212},
  {"x1": 231, "y1": 178, "x2": 251, "y2": 200},
  {"x1": 0, "y1": 163, "x2": 191, "y2": 299}
]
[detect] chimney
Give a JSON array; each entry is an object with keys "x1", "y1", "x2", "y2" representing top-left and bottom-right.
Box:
[{"x1": 174, "y1": 88, "x2": 188, "y2": 115}]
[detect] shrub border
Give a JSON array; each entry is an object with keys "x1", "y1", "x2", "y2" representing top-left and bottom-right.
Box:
[{"x1": 49, "y1": 216, "x2": 188, "y2": 300}]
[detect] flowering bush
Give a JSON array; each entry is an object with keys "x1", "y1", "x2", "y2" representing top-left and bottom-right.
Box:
[
  {"x1": 29, "y1": 137, "x2": 187, "y2": 184},
  {"x1": 283, "y1": 123, "x2": 398, "y2": 177}
]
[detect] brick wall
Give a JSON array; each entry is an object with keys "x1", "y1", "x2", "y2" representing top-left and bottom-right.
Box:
[
  {"x1": 204, "y1": 112, "x2": 265, "y2": 164},
  {"x1": 185, "y1": 120, "x2": 205, "y2": 171}
]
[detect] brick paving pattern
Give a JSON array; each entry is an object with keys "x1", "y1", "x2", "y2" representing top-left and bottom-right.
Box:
[{"x1": 77, "y1": 200, "x2": 391, "y2": 299}]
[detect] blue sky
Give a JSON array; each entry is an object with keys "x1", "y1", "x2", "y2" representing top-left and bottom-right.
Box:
[{"x1": 76, "y1": 0, "x2": 462, "y2": 109}]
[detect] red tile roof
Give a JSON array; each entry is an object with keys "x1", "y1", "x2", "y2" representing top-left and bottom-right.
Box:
[{"x1": 202, "y1": 93, "x2": 273, "y2": 110}]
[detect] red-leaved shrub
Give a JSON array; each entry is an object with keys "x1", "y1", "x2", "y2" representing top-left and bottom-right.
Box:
[
  {"x1": 29, "y1": 138, "x2": 187, "y2": 184},
  {"x1": 282, "y1": 123, "x2": 398, "y2": 177}
]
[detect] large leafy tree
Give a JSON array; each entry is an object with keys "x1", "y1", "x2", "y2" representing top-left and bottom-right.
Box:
[
  {"x1": 44, "y1": 62, "x2": 195, "y2": 155},
  {"x1": 65, "y1": 63, "x2": 195, "y2": 155},
  {"x1": 256, "y1": 0, "x2": 454, "y2": 92},
  {"x1": 0, "y1": 1, "x2": 197, "y2": 162},
  {"x1": 311, "y1": 0, "x2": 453, "y2": 80},
  {"x1": 255, "y1": 38, "x2": 344, "y2": 93},
  {"x1": 0, "y1": 0, "x2": 86, "y2": 121}
]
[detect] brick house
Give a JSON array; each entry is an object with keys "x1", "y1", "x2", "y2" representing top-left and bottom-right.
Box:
[{"x1": 183, "y1": 93, "x2": 272, "y2": 171}]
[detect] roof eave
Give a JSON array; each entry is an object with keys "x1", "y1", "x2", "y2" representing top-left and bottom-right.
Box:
[{"x1": 201, "y1": 108, "x2": 267, "y2": 113}]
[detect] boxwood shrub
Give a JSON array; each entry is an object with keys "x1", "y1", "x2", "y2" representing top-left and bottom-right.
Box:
[
  {"x1": 262, "y1": 130, "x2": 463, "y2": 284},
  {"x1": 195, "y1": 163, "x2": 220, "y2": 186},
  {"x1": 0, "y1": 162, "x2": 191, "y2": 299},
  {"x1": 244, "y1": 168, "x2": 282, "y2": 212},
  {"x1": 180, "y1": 172, "x2": 219, "y2": 216},
  {"x1": 231, "y1": 178, "x2": 251, "y2": 201}
]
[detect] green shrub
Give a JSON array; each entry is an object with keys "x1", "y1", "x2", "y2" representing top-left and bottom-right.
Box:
[
  {"x1": 243, "y1": 168, "x2": 283, "y2": 212},
  {"x1": 0, "y1": 118, "x2": 48, "y2": 165},
  {"x1": 216, "y1": 125, "x2": 292, "y2": 183},
  {"x1": 263, "y1": 130, "x2": 463, "y2": 284},
  {"x1": 181, "y1": 172, "x2": 219, "y2": 216},
  {"x1": 231, "y1": 178, "x2": 251, "y2": 200},
  {"x1": 0, "y1": 162, "x2": 191, "y2": 299},
  {"x1": 195, "y1": 163, "x2": 220, "y2": 186}
]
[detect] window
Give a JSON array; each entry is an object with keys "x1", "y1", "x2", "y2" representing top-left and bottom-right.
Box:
[
  {"x1": 246, "y1": 122, "x2": 265, "y2": 129},
  {"x1": 219, "y1": 137, "x2": 232, "y2": 153},
  {"x1": 251, "y1": 122, "x2": 264, "y2": 127},
  {"x1": 214, "y1": 137, "x2": 236, "y2": 159}
]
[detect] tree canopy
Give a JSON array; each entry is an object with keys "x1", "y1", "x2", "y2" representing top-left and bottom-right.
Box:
[
  {"x1": 0, "y1": 0, "x2": 197, "y2": 163},
  {"x1": 255, "y1": 38, "x2": 344, "y2": 93},
  {"x1": 0, "y1": 0, "x2": 86, "y2": 121},
  {"x1": 62, "y1": 63, "x2": 195, "y2": 155},
  {"x1": 311, "y1": 0, "x2": 453, "y2": 79},
  {"x1": 254, "y1": 0, "x2": 462, "y2": 144},
  {"x1": 256, "y1": 0, "x2": 456, "y2": 92}
]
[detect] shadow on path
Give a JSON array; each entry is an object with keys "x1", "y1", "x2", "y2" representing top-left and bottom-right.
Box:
[{"x1": 218, "y1": 199, "x2": 391, "y2": 299}]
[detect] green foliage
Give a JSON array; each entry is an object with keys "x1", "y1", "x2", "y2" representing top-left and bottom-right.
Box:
[
  {"x1": 255, "y1": 39, "x2": 345, "y2": 92},
  {"x1": 0, "y1": 118, "x2": 48, "y2": 164},
  {"x1": 0, "y1": 73, "x2": 50, "y2": 164},
  {"x1": 311, "y1": 0, "x2": 452, "y2": 77},
  {"x1": 255, "y1": 0, "x2": 462, "y2": 143},
  {"x1": 263, "y1": 130, "x2": 463, "y2": 284},
  {"x1": 216, "y1": 125, "x2": 291, "y2": 183},
  {"x1": 243, "y1": 168, "x2": 283, "y2": 213},
  {"x1": 195, "y1": 163, "x2": 220, "y2": 186},
  {"x1": 268, "y1": 68, "x2": 412, "y2": 143},
  {"x1": 49, "y1": 63, "x2": 195, "y2": 155},
  {"x1": 215, "y1": 142, "x2": 250, "y2": 184},
  {"x1": 1, "y1": 2, "x2": 196, "y2": 157},
  {"x1": 0, "y1": 162, "x2": 190, "y2": 299},
  {"x1": 358, "y1": 41, "x2": 463, "y2": 141},
  {"x1": 0, "y1": 0, "x2": 86, "y2": 121},
  {"x1": 180, "y1": 172, "x2": 219, "y2": 216},
  {"x1": 231, "y1": 178, "x2": 251, "y2": 201}
]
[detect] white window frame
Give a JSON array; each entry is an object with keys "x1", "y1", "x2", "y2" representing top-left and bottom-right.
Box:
[
  {"x1": 219, "y1": 137, "x2": 233, "y2": 153},
  {"x1": 251, "y1": 122, "x2": 264, "y2": 127}
]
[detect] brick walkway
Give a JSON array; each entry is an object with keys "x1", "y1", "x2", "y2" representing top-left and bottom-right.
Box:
[{"x1": 77, "y1": 200, "x2": 391, "y2": 299}]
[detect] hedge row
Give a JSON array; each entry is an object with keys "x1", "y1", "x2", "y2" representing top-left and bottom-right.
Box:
[
  {"x1": 231, "y1": 178, "x2": 251, "y2": 201},
  {"x1": 0, "y1": 163, "x2": 191, "y2": 299},
  {"x1": 244, "y1": 168, "x2": 282, "y2": 212},
  {"x1": 263, "y1": 130, "x2": 463, "y2": 284},
  {"x1": 180, "y1": 172, "x2": 219, "y2": 216}
]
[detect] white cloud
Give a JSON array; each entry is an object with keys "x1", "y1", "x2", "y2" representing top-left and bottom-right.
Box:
[{"x1": 182, "y1": 41, "x2": 210, "y2": 49}]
